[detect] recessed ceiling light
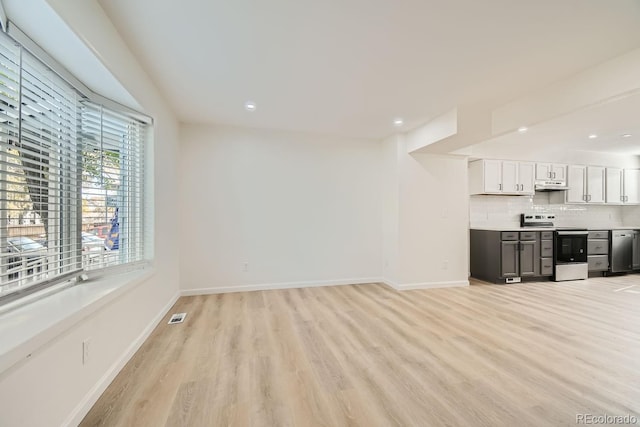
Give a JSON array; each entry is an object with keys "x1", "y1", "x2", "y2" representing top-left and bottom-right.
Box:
[
  {"x1": 622, "y1": 133, "x2": 632, "y2": 138},
  {"x1": 588, "y1": 134, "x2": 598, "y2": 139},
  {"x1": 244, "y1": 101, "x2": 256, "y2": 111},
  {"x1": 393, "y1": 118, "x2": 404, "y2": 127},
  {"x1": 517, "y1": 126, "x2": 528, "y2": 133}
]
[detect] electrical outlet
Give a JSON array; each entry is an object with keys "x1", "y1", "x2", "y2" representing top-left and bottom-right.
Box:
[
  {"x1": 242, "y1": 262, "x2": 249, "y2": 272},
  {"x1": 82, "y1": 338, "x2": 91, "y2": 365},
  {"x1": 442, "y1": 260, "x2": 449, "y2": 270}
]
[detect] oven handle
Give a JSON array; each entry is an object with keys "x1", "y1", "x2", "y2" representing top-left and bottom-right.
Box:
[{"x1": 556, "y1": 231, "x2": 588, "y2": 236}]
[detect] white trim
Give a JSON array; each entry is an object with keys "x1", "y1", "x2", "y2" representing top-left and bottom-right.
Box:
[
  {"x1": 64, "y1": 290, "x2": 180, "y2": 427},
  {"x1": 6, "y1": 22, "x2": 151, "y2": 124},
  {"x1": 0, "y1": 1, "x2": 7, "y2": 32},
  {"x1": 181, "y1": 277, "x2": 384, "y2": 296},
  {"x1": 382, "y1": 279, "x2": 469, "y2": 290}
]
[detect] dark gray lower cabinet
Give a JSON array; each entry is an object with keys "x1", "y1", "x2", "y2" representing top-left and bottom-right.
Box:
[
  {"x1": 587, "y1": 231, "x2": 610, "y2": 274},
  {"x1": 520, "y1": 240, "x2": 539, "y2": 276},
  {"x1": 501, "y1": 241, "x2": 519, "y2": 277},
  {"x1": 540, "y1": 258, "x2": 553, "y2": 276},
  {"x1": 634, "y1": 231, "x2": 640, "y2": 270},
  {"x1": 471, "y1": 229, "x2": 545, "y2": 283}
]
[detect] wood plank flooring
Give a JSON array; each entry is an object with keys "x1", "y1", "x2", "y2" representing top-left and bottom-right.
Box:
[{"x1": 81, "y1": 276, "x2": 640, "y2": 426}]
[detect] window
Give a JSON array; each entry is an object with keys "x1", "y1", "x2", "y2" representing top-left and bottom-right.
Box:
[{"x1": 0, "y1": 31, "x2": 147, "y2": 302}]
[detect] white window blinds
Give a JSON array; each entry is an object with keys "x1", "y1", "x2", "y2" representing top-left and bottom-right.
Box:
[
  {"x1": 0, "y1": 31, "x2": 147, "y2": 302},
  {"x1": 80, "y1": 103, "x2": 145, "y2": 271}
]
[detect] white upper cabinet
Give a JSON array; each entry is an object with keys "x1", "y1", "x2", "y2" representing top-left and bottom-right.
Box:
[
  {"x1": 482, "y1": 159, "x2": 502, "y2": 193},
  {"x1": 469, "y1": 160, "x2": 534, "y2": 195},
  {"x1": 624, "y1": 169, "x2": 640, "y2": 204},
  {"x1": 565, "y1": 165, "x2": 604, "y2": 204},
  {"x1": 535, "y1": 163, "x2": 567, "y2": 182},
  {"x1": 606, "y1": 168, "x2": 623, "y2": 204},
  {"x1": 587, "y1": 166, "x2": 605, "y2": 203},
  {"x1": 566, "y1": 165, "x2": 586, "y2": 203},
  {"x1": 605, "y1": 168, "x2": 639, "y2": 204},
  {"x1": 472, "y1": 158, "x2": 638, "y2": 205},
  {"x1": 518, "y1": 162, "x2": 536, "y2": 193},
  {"x1": 501, "y1": 161, "x2": 518, "y2": 193}
]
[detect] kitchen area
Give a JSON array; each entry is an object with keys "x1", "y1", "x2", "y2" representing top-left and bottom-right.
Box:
[{"x1": 468, "y1": 159, "x2": 640, "y2": 284}]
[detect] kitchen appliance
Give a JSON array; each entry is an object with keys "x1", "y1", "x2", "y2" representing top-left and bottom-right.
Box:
[
  {"x1": 554, "y1": 229, "x2": 588, "y2": 281},
  {"x1": 520, "y1": 213, "x2": 555, "y2": 227},
  {"x1": 610, "y1": 230, "x2": 633, "y2": 273},
  {"x1": 534, "y1": 180, "x2": 569, "y2": 191}
]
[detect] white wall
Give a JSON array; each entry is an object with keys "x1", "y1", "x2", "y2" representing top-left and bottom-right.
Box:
[
  {"x1": 0, "y1": 1, "x2": 180, "y2": 426},
  {"x1": 179, "y1": 125, "x2": 383, "y2": 292},
  {"x1": 397, "y1": 152, "x2": 469, "y2": 286},
  {"x1": 622, "y1": 205, "x2": 640, "y2": 227},
  {"x1": 381, "y1": 135, "x2": 401, "y2": 283},
  {"x1": 382, "y1": 135, "x2": 470, "y2": 288}
]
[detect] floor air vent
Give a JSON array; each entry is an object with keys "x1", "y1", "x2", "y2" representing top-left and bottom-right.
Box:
[{"x1": 168, "y1": 312, "x2": 187, "y2": 324}]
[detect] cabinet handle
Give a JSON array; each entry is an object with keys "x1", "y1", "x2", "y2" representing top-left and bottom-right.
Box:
[
  {"x1": 552, "y1": 171, "x2": 556, "y2": 179},
  {"x1": 499, "y1": 183, "x2": 502, "y2": 191}
]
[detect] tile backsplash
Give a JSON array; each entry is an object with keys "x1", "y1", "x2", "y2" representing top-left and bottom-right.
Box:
[{"x1": 470, "y1": 193, "x2": 625, "y2": 228}]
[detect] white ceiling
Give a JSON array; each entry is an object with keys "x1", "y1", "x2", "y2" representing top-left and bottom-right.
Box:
[
  {"x1": 97, "y1": 0, "x2": 640, "y2": 142},
  {"x1": 472, "y1": 91, "x2": 640, "y2": 155}
]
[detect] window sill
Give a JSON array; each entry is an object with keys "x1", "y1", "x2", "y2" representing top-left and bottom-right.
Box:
[{"x1": 0, "y1": 268, "x2": 155, "y2": 375}]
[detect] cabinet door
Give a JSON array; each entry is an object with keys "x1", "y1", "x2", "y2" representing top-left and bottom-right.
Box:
[
  {"x1": 501, "y1": 161, "x2": 519, "y2": 193},
  {"x1": 535, "y1": 163, "x2": 551, "y2": 180},
  {"x1": 606, "y1": 168, "x2": 623, "y2": 204},
  {"x1": 634, "y1": 232, "x2": 640, "y2": 270},
  {"x1": 518, "y1": 162, "x2": 535, "y2": 194},
  {"x1": 519, "y1": 240, "x2": 539, "y2": 276},
  {"x1": 501, "y1": 241, "x2": 519, "y2": 277},
  {"x1": 566, "y1": 165, "x2": 586, "y2": 203},
  {"x1": 483, "y1": 160, "x2": 502, "y2": 193},
  {"x1": 624, "y1": 169, "x2": 640, "y2": 204},
  {"x1": 550, "y1": 164, "x2": 567, "y2": 181},
  {"x1": 586, "y1": 166, "x2": 605, "y2": 203}
]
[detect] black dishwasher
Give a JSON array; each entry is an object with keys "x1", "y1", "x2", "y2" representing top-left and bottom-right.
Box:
[{"x1": 611, "y1": 230, "x2": 633, "y2": 273}]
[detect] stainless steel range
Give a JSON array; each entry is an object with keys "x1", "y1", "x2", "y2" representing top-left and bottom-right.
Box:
[
  {"x1": 554, "y1": 229, "x2": 588, "y2": 281},
  {"x1": 520, "y1": 214, "x2": 588, "y2": 281}
]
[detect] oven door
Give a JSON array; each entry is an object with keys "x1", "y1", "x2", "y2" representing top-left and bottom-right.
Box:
[{"x1": 555, "y1": 231, "x2": 588, "y2": 263}]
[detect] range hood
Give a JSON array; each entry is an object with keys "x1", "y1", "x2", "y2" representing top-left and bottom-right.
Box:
[{"x1": 535, "y1": 180, "x2": 569, "y2": 191}]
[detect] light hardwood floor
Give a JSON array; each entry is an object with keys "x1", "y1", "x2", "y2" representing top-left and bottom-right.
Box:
[{"x1": 81, "y1": 276, "x2": 640, "y2": 426}]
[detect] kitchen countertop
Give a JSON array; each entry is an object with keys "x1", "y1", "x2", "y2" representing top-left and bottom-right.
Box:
[
  {"x1": 471, "y1": 226, "x2": 640, "y2": 231},
  {"x1": 470, "y1": 227, "x2": 556, "y2": 231}
]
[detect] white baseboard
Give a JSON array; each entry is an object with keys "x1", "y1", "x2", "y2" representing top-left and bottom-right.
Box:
[
  {"x1": 64, "y1": 290, "x2": 181, "y2": 427},
  {"x1": 383, "y1": 279, "x2": 469, "y2": 290},
  {"x1": 181, "y1": 277, "x2": 384, "y2": 296}
]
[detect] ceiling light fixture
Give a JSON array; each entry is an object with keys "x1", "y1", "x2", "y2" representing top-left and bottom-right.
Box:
[
  {"x1": 244, "y1": 101, "x2": 256, "y2": 111},
  {"x1": 622, "y1": 133, "x2": 632, "y2": 138},
  {"x1": 517, "y1": 126, "x2": 528, "y2": 133},
  {"x1": 588, "y1": 134, "x2": 598, "y2": 139},
  {"x1": 393, "y1": 118, "x2": 404, "y2": 127}
]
